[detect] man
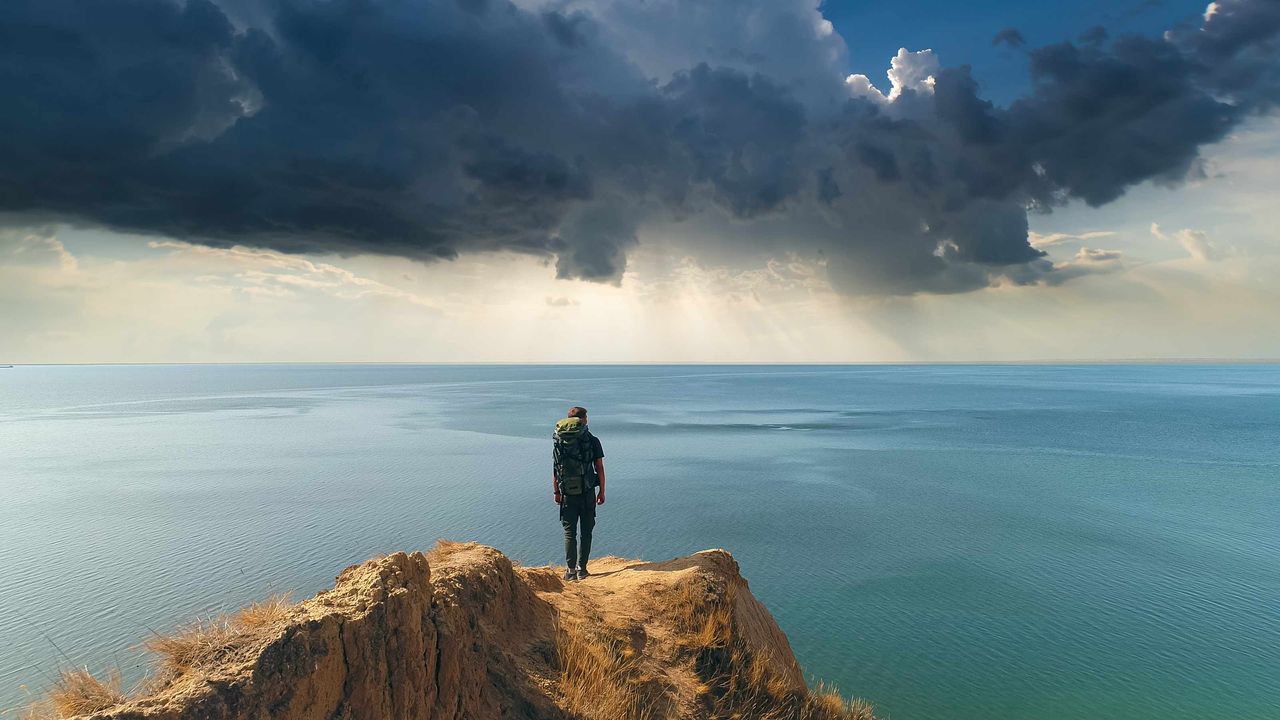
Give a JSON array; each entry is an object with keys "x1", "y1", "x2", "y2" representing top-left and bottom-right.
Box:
[{"x1": 552, "y1": 406, "x2": 606, "y2": 581}]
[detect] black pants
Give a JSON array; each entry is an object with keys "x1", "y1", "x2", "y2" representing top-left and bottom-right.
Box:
[{"x1": 559, "y1": 492, "x2": 597, "y2": 570}]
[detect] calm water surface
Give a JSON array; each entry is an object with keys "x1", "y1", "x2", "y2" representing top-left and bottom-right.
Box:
[{"x1": 1, "y1": 364, "x2": 1277, "y2": 719}]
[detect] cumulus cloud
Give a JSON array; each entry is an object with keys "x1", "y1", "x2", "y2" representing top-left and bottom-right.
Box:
[
  {"x1": 0, "y1": 0, "x2": 1278, "y2": 295},
  {"x1": 848, "y1": 48, "x2": 941, "y2": 103}
]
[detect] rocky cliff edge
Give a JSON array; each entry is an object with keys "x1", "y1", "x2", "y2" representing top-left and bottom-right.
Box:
[{"x1": 35, "y1": 543, "x2": 873, "y2": 720}]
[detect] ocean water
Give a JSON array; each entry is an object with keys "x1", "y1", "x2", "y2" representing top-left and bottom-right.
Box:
[{"x1": 1, "y1": 364, "x2": 1277, "y2": 719}]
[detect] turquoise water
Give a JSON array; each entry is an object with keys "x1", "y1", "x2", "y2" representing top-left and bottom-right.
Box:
[{"x1": 1, "y1": 364, "x2": 1277, "y2": 719}]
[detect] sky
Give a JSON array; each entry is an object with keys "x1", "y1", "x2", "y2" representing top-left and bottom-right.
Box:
[{"x1": 1, "y1": 0, "x2": 1278, "y2": 362}]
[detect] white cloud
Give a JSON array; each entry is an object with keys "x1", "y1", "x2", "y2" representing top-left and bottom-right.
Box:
[
  {"x1": 846, "y1": 47, "x2": 939, "y2": 102},
  {"x1": 886, "y1": 48, "x2": 939, "y2": 100},
  {"x1": 1150, "y1": 223, "x2": 1231, "y2": 262},
  {"x1": 1028, "y1": 230, "x2": 1118, "y2": 249},
  {"x1": 844, "y1": 73, "x2": 881, "y2": 98},
  {"x1": 1, "y1": 228, "x2": 79, "y2": 272},
  {"x1": 1070, "y1": 247, "x2": 1124, "y2": 264}
]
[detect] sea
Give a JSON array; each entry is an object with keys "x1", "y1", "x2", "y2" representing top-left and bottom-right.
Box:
[{"x1": 1, "y1": 364, "x2": 1277, "y2": 719}]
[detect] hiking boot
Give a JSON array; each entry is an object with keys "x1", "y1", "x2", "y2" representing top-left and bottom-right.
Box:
[
  {"x1": 563, "y1": 568, "x2": 577, "y2": 582},
  {"x1": 576, "y1": 567, "x2": 590, "y2": 580}
]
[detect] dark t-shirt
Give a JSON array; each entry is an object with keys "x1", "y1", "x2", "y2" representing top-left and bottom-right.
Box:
[{"x1": 585, "y1": 431, "x2": 604, "y2": 486}]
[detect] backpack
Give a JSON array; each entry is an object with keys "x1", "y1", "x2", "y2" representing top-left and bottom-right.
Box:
[{"x1": 553, "y1": 417, "x2": 594, "y2": 496}]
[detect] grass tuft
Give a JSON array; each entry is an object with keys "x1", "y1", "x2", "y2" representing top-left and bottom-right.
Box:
[
  {"x1": 25, "y1": 668, "x2": 125, "y2": 719},
  {"x1": 427, "y1": 539, "x2": 478, "y2": 565},
  {"x1": 24, "y1": 594, "x2": 295, "y2": 718},
  {"x1": 145, "y1": 594, "x2": 294, "y2": 680}
]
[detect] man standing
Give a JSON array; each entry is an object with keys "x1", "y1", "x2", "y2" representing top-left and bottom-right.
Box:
[{"x1": 553, "y1": 406, "x2": 605, "y2": 581}]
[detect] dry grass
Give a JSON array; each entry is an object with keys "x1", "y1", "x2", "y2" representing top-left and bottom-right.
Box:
[
  {"x1": 809, "y1": 684, "x2": 877, "y2": 720},
  {"x1": 145, "y1": 594, "x2": 294, "y2": 681},
  {"x1": 23, "y1": 594, "x2": 295, "y2": 719},
  {"x1": 556, "y1": 623, "x2": 668, "y2": 720},
  {"x1": 845, "y1": 697, "x2": 877, "y2": 720},
  {"x1": 562, "y1": 575, "x2": 878, "y2": 720},
  {"x1": 24, "y1": 668, "x2": 126, "y2": 719},
  {"x1": 664, "y1": 577, "x2": 734, "y2": 650},
  {"x1": 699, "y1": 647, "x2": 879, "y2": 720},
  {"x1": 427, "y1": 539, "x2": 481, "y2": 565}
]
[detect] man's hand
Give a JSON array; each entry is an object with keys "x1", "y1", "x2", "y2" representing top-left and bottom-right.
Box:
[
  {"x1": 596, "y1": 491, "x2": 605, "y2": 506},
  {"x1": 554, "y1": 492, "x2": 562, "y2": 505}
]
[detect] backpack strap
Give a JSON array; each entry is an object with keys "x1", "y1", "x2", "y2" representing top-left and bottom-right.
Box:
[{"x1": 582, "y1": 429, "x2": 598, "y2": 488}]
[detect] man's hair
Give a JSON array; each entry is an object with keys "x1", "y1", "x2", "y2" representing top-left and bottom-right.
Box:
[{"x1": 568, "y1": 406, "x2": 587, "y2": 419}]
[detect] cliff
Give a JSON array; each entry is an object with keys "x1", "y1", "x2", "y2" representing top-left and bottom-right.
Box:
[{"x1": 34, "y1": 543, "x2": 873, "y2": 720}]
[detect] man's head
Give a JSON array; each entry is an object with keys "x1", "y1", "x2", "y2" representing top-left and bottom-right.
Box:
[{"x1": 568, "y1": 406, "x2": 587, "y2": 421}]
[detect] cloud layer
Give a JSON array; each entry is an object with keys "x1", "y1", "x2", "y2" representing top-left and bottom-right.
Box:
[{"x1": 1, "y1": 0, "x2": 1277, "y2": 294}]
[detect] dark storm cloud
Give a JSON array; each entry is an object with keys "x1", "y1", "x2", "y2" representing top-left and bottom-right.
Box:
[
  {"x1": 1014, "y1": 37, "x2": 1238, "y2": 206},
  {"x1": 0, "y1": 0, "x2": 647, "y2": 278},
  {"x1": 0, "y1": 0, "x2": 1278, "y2": 294},
  {"x1": 662, "y1": 65, "x2": 808, "y2": 219},
  {"x1": 1079, "y1": 26, "x2": 1110, "y2": 45}
]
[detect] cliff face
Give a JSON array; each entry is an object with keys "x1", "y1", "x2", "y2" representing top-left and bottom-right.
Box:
[{"x1": 64, "y1": 543, "x2": 867, "y2": 720}]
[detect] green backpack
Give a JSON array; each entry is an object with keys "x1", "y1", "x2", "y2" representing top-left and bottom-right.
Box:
[{"x1": 553, "y1": 417, "x2": 594, "y2": 496}]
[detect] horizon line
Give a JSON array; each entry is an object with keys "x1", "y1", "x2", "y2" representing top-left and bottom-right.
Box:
[{"x1": 4, "y1": 359, "x2": 1280, "y2": 367}]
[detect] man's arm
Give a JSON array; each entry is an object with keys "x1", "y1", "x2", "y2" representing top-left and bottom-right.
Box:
[
  {"x1": 594, "y1": 458, "x2": 606, "y2": 505},
  {"x1": 552, "y1": 444, "x2": 561, "y2": 503}
]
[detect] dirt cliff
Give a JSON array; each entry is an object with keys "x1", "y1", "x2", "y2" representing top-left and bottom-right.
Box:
[{"x1": 37, "y1": 543, "x2": 873, "y2": 720}]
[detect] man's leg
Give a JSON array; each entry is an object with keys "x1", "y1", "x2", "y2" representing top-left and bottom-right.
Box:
[
  {"x1": 578, "y1": 499, "x2": 596, "y2": 571},
  {"x1": 560, "y1": 498, "x2": 579, "y2": 570}
]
